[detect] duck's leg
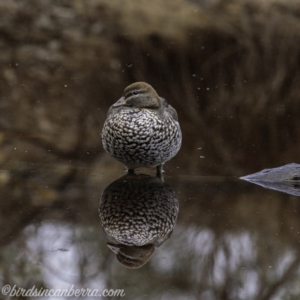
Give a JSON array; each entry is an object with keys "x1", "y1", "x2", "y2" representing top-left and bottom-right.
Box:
[
  {"x1": 156, "y1": 164, "x2": 163, "y2": 178},
  {"x1": 128, "y1": 168, "x2": 135, "y2": 174}
]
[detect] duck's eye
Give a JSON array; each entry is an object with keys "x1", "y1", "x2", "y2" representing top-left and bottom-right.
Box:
[{"x1": 133, "y1": 90, "x2": 139, "y2": 95}]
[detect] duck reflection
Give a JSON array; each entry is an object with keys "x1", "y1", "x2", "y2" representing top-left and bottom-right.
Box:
[{"x1": 99, "y1": 173, "x2": 179, "y2": 269}]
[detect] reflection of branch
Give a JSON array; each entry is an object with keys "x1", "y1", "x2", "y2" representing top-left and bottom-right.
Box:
[
  {"x1": 55, "y1": 167, "x2": 78, "y2": 192},
  {"x1": 0, "y1": 207, "x2": 42, "y2": 247},
  {"x1": 259, "y1": 255, "x2": 300, "y2": 300}
]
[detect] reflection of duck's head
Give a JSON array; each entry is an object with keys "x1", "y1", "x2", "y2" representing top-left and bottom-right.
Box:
[
  {"x1": 107, "y1": 243, "x2": 155, "y2": 269},
  {"x1": 99, "y1": 173, "x2": 179, "y2": 268}
]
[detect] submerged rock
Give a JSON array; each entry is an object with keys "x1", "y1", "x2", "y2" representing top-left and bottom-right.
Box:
[{"x1": 240, "y1": 163, "x2": 300, "y2": 197}]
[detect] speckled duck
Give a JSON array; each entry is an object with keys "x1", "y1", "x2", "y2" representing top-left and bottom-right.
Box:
[{"x1": 102, "y1": 82, "x2": 182, "y2": 174}]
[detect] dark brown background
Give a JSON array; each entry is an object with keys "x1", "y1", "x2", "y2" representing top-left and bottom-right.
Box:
[{"x1": 1, "y1": 0, "x2": 299, "y2": 177}]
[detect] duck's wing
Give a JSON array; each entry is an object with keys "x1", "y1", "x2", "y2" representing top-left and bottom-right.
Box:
[
  {"x1": 160, "y1": 97, "x2": 179, "y2": 121},
  {"x1": 106, "y1": 104, "x2": 114, "y2": 117}
]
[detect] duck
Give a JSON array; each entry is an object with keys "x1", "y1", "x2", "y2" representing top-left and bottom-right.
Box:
[{"x1": 102, "y1": 82, "x2": 182, "y2": 175}]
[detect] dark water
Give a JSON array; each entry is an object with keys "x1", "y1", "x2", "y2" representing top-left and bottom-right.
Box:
[{"x1": 1, "y1": 159, "x2": 300, "y2": 300}]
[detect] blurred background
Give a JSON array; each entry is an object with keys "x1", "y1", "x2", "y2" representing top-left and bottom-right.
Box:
[
  {"x1": 1, "y1": 0, "x2": 300, "y2": 176},
  {"x1": 1, "y1": 0, "x2": 300, "y2": 299}
]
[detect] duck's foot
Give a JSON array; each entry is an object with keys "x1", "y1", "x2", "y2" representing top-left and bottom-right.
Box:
[
  {"x1": 156, "y1": 165, "x2": 164, "y2": 179},
  {"x1": 127, "y1": 168, "x2": 135, "y2": 174}
]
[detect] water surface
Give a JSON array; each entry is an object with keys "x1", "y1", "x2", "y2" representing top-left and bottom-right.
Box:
[{"x1": 1, "y1": 161, "x2": 300, "y2": 300}]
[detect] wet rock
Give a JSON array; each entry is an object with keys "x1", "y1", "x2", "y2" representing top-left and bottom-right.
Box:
[{"x1": 240, "y1": 163, "x2": 300, "y2": 197}]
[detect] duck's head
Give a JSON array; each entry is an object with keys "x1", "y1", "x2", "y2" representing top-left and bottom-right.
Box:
[
  {"x1": 113, "y1": 82, "x2": 161, "y2": 109},
  {"x1": 107, "y1": 243, "x2": 155, "y2": 269}
]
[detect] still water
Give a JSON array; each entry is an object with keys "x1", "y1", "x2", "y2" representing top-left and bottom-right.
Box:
[{"x1": 1, "y1": 161, "x2": 300, "y2": 300}]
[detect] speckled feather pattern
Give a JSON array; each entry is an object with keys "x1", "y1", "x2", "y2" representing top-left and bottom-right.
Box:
[
  {"x1": 102, "y1": 107, "x2": 182, "y2": 168},
  {"x1": 99, "y1": 176, "x2": 179, "y2": 247}
]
